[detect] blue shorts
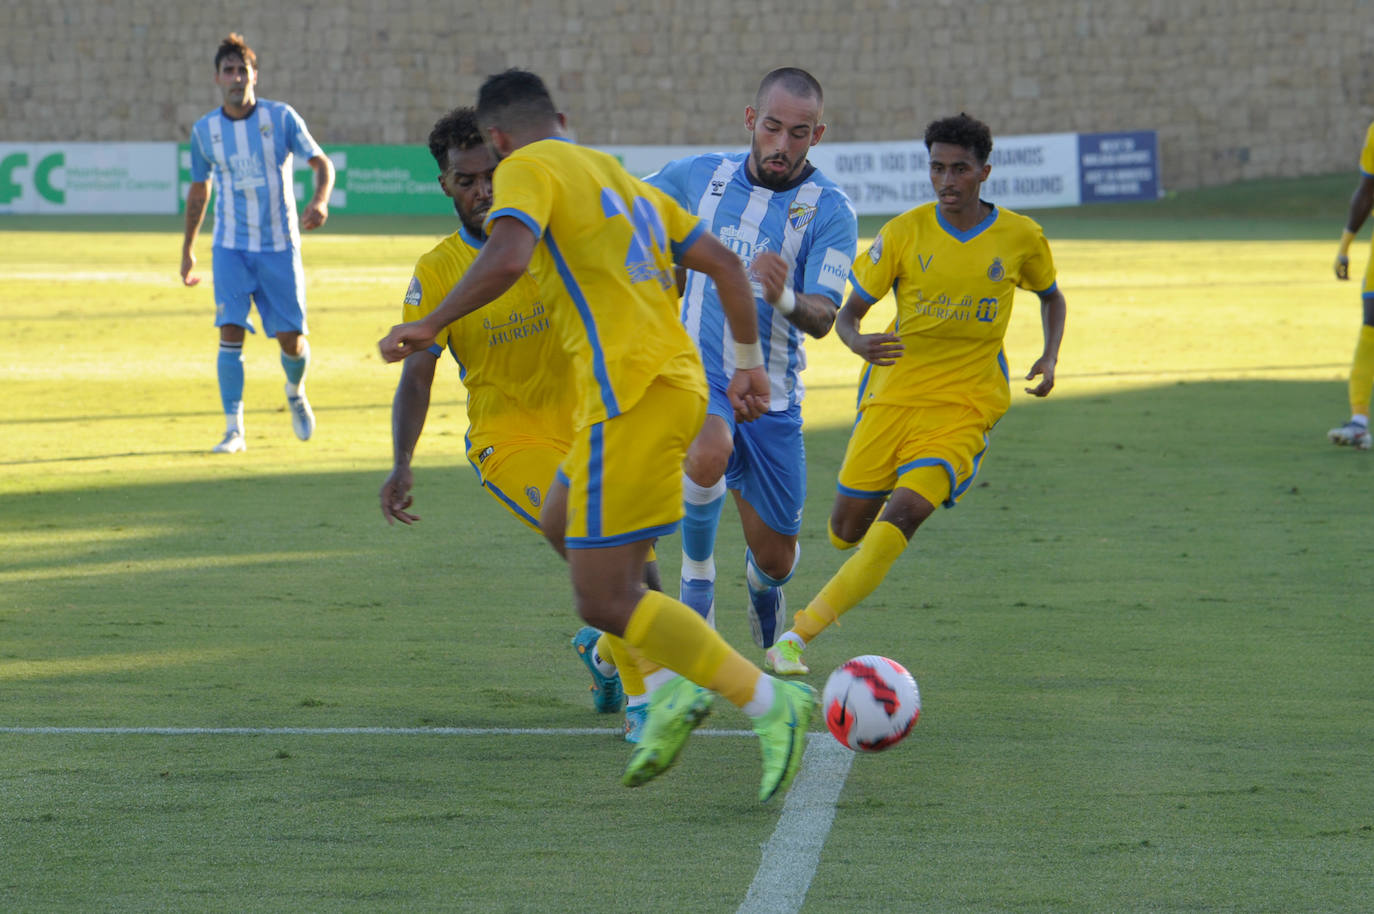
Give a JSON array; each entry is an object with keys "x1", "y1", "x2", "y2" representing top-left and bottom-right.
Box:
[
  {"x1": 212, "y1": 246, "x2": 308, "y2": 336},
  {"x1": 707, "y1": 387, "x2": 806, "y2": 537}
]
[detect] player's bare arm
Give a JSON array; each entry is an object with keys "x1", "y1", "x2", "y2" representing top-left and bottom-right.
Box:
[
  {"x1": 380, "y1": 350, "x2": 439, "y2": 525},
  {"x1": 180, "y1": 180, "x2": 211, "y2": 286},
  {"x1": 751, "y1": 250, "x2": 836, "y2": 338},
  {"x1": 835, "y1": 291, "x2": 904, "y2": 366},
  {"x1": 300, "y1": 154, "x2": 336, "y2": 231},
  {"x1": 1335, "y1": 174, "x2": 1374, "y2": 280},
  {"x1": 1024, "y1": 287, "x2": 1067, "y2": 397},
  {"x1": 679, "y1": 232, "x2": 769, "y2": 420},
  {"x1": 378, "y1": 216, "x2": 537, "y2": 362}
]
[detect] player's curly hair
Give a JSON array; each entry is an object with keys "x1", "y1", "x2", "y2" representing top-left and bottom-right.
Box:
[
  {"x1": 427, "y1": 107, "x2": 486, "y2": 170},
  {"x1": 214, "y1": 33, "x2": 257, "y2": 71},
  {"x1": 476, "y1": 69, "x2": 558, "y2": 133},
  {"x1": 924, "y1": 113, "x2": 993, "y2": 165}
]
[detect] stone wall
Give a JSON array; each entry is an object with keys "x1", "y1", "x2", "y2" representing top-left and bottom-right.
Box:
[{"x1": 5, "y1": 0, "x2": 1374, "y2": 189}]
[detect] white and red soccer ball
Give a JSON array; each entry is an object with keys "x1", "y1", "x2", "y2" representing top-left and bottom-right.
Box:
[{"x1": 822, "y1": 655, "x2": 921, "y2": 752}]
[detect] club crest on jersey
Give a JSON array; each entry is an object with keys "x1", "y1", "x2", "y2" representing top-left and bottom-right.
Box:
[
  {"x1": 526, "y1": 486, "x2": 542, "y2": 507},
  {"x1": 868, "y1": 234, "x2": 884, "y2": 264},
  {"x1": 259, "y1": 123, "x2": 273, "y2": 138},
  {"x1": 403, "y1": 276, "x2": 422, "y2": 306},
  {"x1": 987, "y1": 257, "x2": 1005, "y2": 281},
  {"x1": 788, "y1": 202, "x2": 817, "y2": 231}
]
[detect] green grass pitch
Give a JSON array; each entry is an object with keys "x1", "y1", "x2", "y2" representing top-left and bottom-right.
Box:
[{"x1": 2, "y1": 174, "x2": 1372, "y2": 911}]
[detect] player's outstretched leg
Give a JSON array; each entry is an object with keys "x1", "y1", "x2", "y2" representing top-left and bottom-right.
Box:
[
  {"x1": 622, "y1": 674, "x2": 714, "y2": 787},
  {"x1": 570, "y1": 626, "x2": 625, "y2": 713},
  {"x1": 753, "y1": 678, "x2": 819, "y2": 802}
]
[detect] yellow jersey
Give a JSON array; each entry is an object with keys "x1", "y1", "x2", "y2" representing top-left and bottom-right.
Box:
[
  {"x1": 402, "y1": 224, "x2": 575, "y2": 452},
  {"x1": 485, "y1": 137, "x2": 707, "y2": 430},
  {"x1": 850, "y1": 202, "x2": 1057, "y2": 424},
  {"x1": 1360, "y1": 121, "x2": 1374, "y2": 176}
]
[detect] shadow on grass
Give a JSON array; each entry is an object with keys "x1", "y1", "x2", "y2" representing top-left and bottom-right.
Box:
[{"x1": 2, "y1": 377, "x2": 1368, "y2": 619}]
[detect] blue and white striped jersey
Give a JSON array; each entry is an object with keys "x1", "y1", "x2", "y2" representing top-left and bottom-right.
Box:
[
  {"x1": 189, "y1": 99, "x2": 324, "y2": 253},
  {"x1": 646, "y1": 151, "x2": 857, "y2": 411}
]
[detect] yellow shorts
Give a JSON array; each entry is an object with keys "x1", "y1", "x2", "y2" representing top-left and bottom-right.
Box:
[
  {"x1": 469, "y1": 437, "x2": 569, "y2": 532},
  {"x1": 836, "y1": 402, "x2": 990, "y2": 509},
  {"x1": 560, "y1": 378, "x2": 706, "y2": 548}
]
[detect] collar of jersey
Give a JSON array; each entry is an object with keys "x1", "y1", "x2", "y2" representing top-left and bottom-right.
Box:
[
  {"x1": 459, "y1": 224, "x2": 485, "y2": 249},
  {"x1": 935, "y1": 201, "x2": 999, "y2": 243}
]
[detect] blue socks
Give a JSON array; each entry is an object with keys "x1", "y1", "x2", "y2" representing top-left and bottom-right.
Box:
[
  {"x1": 282, "y1": 339, "x2": 309, "y2": 396},
  {"x1": 217, "y1": 340, "x2": 245, "y2": 431}
]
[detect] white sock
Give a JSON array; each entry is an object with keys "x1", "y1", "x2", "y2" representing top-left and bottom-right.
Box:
[
  {"x1": 1352, "y1": 414, "x2": 1369, "y2": 427},
  {"x1": 741, "y1": 674, "x2": 777, "y2": 719},
  {"x1": 225, "y1": 410, "x2": 243, "y2": 435},
  {"x1": 590, "y1": 646, "x2": 616, "y2": 677},
  {"x1": 642, "y1": 668, "x2": 677, "y2": 696},
  {"x1": 682, "y1": 555, "x2": 715, "y2": 581}
]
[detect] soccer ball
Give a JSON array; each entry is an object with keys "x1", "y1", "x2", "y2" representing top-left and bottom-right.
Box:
[{"x1": 821, "y1": 655, "x2": 921, "y2": 752}]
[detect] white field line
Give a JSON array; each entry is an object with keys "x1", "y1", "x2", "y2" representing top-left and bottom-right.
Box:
[{"x1": 737, "y1": 736, "x2": 853, "y2": 914}]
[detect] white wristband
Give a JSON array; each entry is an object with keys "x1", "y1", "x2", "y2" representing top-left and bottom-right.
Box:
[
  {"x1": 734, "y1": 340, "x2": 764, "y2": 370},
  {"x1": 769, "y1": 287, "x2": 797, "y2": 315}
]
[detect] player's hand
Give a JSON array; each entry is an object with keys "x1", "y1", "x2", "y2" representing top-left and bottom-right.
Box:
[
  {"x1": 846, "y1": 330, "x2": 904, "y2": 366},
  {"x1": 378, "y1": 321, "x2": 436, "y2": 363},
  {"x1": 1024, "y1": 356, "x2": 1057, "y2": 397},
  {"x1": 751, "y1": 252, "x2": 789, "y2": 304},
  {"x1": 180, "y1": 250, "x2": 200, "y2": 287},
  {"x1": 727, "y1": 365, "x2": 770, "y2": 422},
  {"x1": 1335, "y1": 252, "x2": 1350, "y2": 280},
  {"x1": 301, "y1": 201, "x2": 329, "y2": 231},
  {"x1": 380, "y1": 468, "x2": 419, "y2": 525}
]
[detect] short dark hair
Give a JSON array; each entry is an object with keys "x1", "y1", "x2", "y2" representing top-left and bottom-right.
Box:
[
  {"x1": 755, "y1": 67, "x2": 823, "y2": 108},
  {"x1": 924, "y1": 113, "x2": 993, "y2": 164},
  {"x1": 427, "y1": 107, "x2": 485, "y2": 170},
  {"x1": 215, "y1": 33, "x2": 256, "y2": 71},
  {"x1": 476, "y1": 69, "x2": 558, "y2": 133}
]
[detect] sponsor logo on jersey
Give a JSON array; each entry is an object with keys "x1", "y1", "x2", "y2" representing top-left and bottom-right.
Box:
[
  {"x1": 478, "y1": 446, "x2": 494, "y2": 464},
  {"x1": 403, "y1": 276, "x2": 422, "y2": 306},
  {"x1": 788, "y1": 202, "x2": 817, "y2": 231},
  {"x1": 987, "y1": 257, "x2": 1005, "y2": 281},
  {"x1": 868, "y1": 234, "x2": 884, "y2": 264},
  {"x1": 819, "y1": 248, "x2": 851, "y2": 294},
  {"x1": 710, "y1": 179, "x2": 726, "y2": 196}
]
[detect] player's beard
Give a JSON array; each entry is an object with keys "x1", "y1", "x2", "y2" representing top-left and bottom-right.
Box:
[
  {"x1": 753, "y1": 154, "x2": 797, "y2": 190},
  {"x1": 457, "y1": 200, "x2": 489, "y2": 237}
]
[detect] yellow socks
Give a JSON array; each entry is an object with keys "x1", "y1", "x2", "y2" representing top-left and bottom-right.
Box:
[
  {"x1": 622, "y1": 589, "x2": 760, "y2": 707},
  {"x1": 1349, "y1": 324, "x2": 1374, "y2": 416},
  {"x1": 793, "y1": 520, "x2": 909, "y2": 643}
]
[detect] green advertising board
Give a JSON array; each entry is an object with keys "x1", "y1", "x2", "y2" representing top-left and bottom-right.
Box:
[{"x1": 178, "y1": 144, "x2": 451, "y2": 215}]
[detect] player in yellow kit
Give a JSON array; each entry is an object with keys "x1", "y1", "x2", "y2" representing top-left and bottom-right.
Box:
[
  {"x1": 765, "y1": 113, "x2": 1068, "y2": 675},
  {"x1": 378, "y1": 107, "x2": 647, "y2": 731},
  {"x1": 1328, "y1": 119, "x2": 1374, "y2": 450},
  {"x1": 378, "y1": 70, "x2": 817, "y2": 802}
]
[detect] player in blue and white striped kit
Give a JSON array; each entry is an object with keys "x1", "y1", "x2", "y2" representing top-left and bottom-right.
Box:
[
  {"x1": 181, "y1": 33, "x2": 335, "y2": 453},
  {"x1": 646, "y1": 68, "x2": 858, "y2": 653}
]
